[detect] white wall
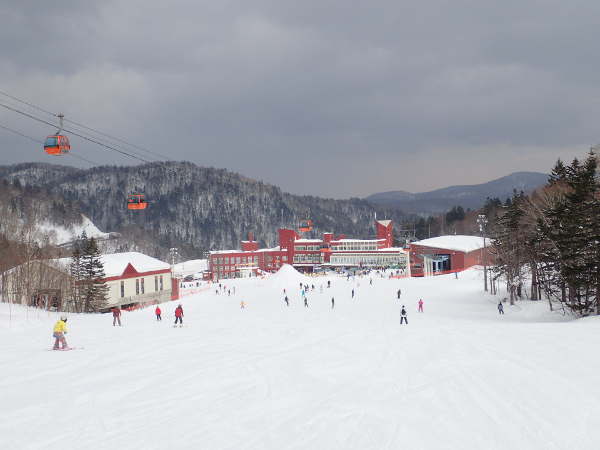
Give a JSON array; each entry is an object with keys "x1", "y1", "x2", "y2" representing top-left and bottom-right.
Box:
[{"x1": 106, "y1": 272, "x2": 171, "y2": 307}]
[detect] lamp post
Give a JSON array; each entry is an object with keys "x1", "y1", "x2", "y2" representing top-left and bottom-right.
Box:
[{"x1": 477, "y1": 215, "x2": 488, "y2": 292}]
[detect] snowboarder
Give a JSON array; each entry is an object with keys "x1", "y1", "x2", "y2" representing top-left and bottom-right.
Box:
[
  {"x1": 155, "y1": 306, "x2": 162, "y2": 321},
  {"x1": 331, "y1": 297, "x2": 335, "y2": 309},
  {"x1": 498, "y1": 302, "x2": 504, "y2": 315},
  {"x1": 284, "y1": 296, "x2": 289, "y2": 307},
  {"x1": 52, "y1": 316, "x2": 69, "y2": 350},
  {"x1": 400, "y1": 306, "x2": 408, "y2": 325},
  {"x1": 304, "y1": 296, "x2": 309, "y2": 308},
  {"x1": 397, "y1": 289, "x2": 401, "y2": 300},
  {"x1": 418, "y1": 299, "x2": 424, "y2": 312},
  {"x1": 174, "y1": 304, "x2": 184, "y2": 326},
  {"x1": 112, "y1": 306, "x2": 122, "y2": 326}
]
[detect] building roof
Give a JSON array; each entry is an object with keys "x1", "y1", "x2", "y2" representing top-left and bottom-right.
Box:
[
  {"x1": 56, "y1": 252, "x2": 170, "y2": 278},
  {"x1": 331, "y1": 238, "x2": 384, "y2": 244},
  {"x1": 411, "y1": 235, "x2": 487, "y2": 253},
  {"x1": 376, "y1": 219, "x2": 392, "y2": 227},
  {"x1": 294, "y1": 239, "x2": 323, "y2": 243}
]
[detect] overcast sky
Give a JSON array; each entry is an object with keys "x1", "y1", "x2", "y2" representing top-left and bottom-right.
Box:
[{"x1": 0, "y1": 0, "x2": 597, "y2": 197}]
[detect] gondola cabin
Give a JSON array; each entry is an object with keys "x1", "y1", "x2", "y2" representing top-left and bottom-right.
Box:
[
  {"x1": 44, "y1": 135, "x2": 70, "y2": 155},
  {"x1": 127, "y1": 194, "x2": 148, "y2": 210},
  {"x1": 299, "y1": 219, "x2": 313, "y2": 232}
]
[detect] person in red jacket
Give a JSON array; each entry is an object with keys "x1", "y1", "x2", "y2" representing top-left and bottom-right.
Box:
[
  {"x1": 174, "y1": 304, "x2": 184, "y2": 326},
  {"x1": 155, "y1": 306, "x2": 162, "y2": 321},
  {"x1": 112, "y1": 306, "x2": 122, "y2": 326}
]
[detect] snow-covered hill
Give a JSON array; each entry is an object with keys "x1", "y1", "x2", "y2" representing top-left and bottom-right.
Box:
[
  {"x1": 1, "y1": 268, "x2": 598, "y2": 450},
  {"x1": 37, "y1": 214, "x2": 110, "y2": 245}
]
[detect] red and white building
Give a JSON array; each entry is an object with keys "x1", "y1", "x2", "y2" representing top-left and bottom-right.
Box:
[
  {"x1": 208, "y1": 220, "x2": 409, "y2": 279},
  {"x1": 408, "y1": 235, "x2": 493, "y2": 276}
]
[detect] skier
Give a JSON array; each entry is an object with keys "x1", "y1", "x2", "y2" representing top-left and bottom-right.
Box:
[
  {"x1": 397, "y1": 289, "x2": 401, "y2": 300},
  {"x1": 284, "y1": 296, "x2": 289, "y2": 307},
  {"x1": 155, "y1": 306, "x2": 162, "y2": 321},
  {"x1": 304, "y1": 296, "x2": 309, "y2": 308},
  {"x1": 351, "y1": 289, "x2": 355, "y2": 299},
  {"x1": 112, "y1": 306, "x2": 122, "y2": 326},
  {"x1": 498, "y1": 302, "x2": 504, "y2": 315},
  {"x1": 370, "y1": 278, "x2": 373, "y2": 286},
  {"x1": 52, "y1": 316, "x2": 69, "y2": 350},
  {"x1": 331, "y1": 297, "x2": 335, "y2": 309},
  {"x1": 418, "y1": 299, "x2": 424, "y2": 313},
  {"x1": 400, "y1": 306, "x2": 408, "y2": 325},
  {"x1": 327, "y1": 280, "x2": 331, "y2": 288},
  {"x1": 299, "y1": 282, "x2": 303, "y2": 289},
  {"x1": 174, "y1": 304, "x2": 184, "y2": 326},
  {"x1": 240, "y1": 301, "x2": 245, "y2": 309}
]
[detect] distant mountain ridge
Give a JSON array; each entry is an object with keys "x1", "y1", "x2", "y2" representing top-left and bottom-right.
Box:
[{"x1": 366, "y1": 172, "x2": 548, "y2": 214}]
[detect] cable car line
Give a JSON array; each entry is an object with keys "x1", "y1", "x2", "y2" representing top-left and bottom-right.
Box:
[
  {"x1": 0, "y1": 121, "x2": 100, "y2": 166},
  {"x1": 0, "y1": 89, "x2": 170, "y2": 161},
  {"x1": 0, "y1": 101, "x2": 151, "y2": 163}
]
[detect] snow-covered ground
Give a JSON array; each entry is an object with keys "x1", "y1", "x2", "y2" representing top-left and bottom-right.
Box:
[
  {"x1": 1, "y1": 266, "x2": 599, "y2": 450},
  {"x1": 38, "y1": 214, "x2": 110, "y2": 245}
]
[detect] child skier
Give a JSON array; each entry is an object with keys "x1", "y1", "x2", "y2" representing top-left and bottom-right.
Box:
[
  {"x1": 174, "y1": 304, "x2": 184, "y2": 326},
  {"x1": 155, "y1": 306, "x2": 162, "y2": 321},
  {"x1": 400, "y1": 306, "x2": 408, "y2": 325},
  {"x1": 52, "y1": 316, "x2": 69, "y2": 350}
]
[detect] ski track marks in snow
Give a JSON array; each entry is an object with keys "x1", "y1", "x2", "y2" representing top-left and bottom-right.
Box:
[{"x1": 1, "y1": 267, "x2": 600, "y2": 450}]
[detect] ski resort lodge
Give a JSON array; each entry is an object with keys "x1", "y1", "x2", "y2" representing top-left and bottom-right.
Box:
[
  {"x1": 408, "y1": 235, "x2": 492, "y2": 276},
  {"x1": 208, "y1": 220, "x2": 409, "y2": 279},
  {"x1": 0, "y1": 252, "x2": 176, "y2": 312}
]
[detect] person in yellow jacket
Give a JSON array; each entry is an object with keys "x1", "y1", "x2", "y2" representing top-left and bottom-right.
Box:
[{"x1": 52, "y1": 316, "x2": 69, "y2": 350}]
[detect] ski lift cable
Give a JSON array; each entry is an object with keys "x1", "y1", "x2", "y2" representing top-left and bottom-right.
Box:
[
  {"x1": 0, "y1": 101, "x2": 151, "y2": 163},
  {"x1": 0, "y1": 121, "x2": 100, "y2": 166},
  {"x1": 0, "y1": 89, "x2": 171, "y2": 161}
]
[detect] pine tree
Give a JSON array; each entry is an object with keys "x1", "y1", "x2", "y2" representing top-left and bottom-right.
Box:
[{"x1": 80, "y1": 237, "x2": 109, "y2": 312}]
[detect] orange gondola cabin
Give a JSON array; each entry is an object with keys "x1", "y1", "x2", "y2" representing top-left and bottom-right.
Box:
[
  {"x1": 44, "y1": 134, "x2": 70, "y2": 155},
  {"x1": 299, "y1": 219, "x2": 313, "y2": 233},
  {"x1": 127, "y1": 194, "x2": 148, "y2": 210}
]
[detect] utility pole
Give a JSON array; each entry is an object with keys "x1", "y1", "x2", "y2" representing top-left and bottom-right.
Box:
[{"x1": 477, "y1": 215, "x2": 488, "y2": 292}]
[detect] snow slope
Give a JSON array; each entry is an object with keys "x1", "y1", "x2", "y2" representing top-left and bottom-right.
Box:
[
  {"x1": 1, "y1": 268, "x2": 599, "y2": 450},
  {"x1": 38, "y1": 214, "x2": 110, "y2": 245}
]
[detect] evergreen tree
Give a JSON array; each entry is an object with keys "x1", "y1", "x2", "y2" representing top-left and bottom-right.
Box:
[{"x1": 80, "y1": 237, "x2": 109, "y2": 312}]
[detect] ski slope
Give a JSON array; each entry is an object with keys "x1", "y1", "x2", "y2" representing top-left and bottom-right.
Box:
[{"x1": 1, "y1": 267, "x2": 599, "y2": 450}]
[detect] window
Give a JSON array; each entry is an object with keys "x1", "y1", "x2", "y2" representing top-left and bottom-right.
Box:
[
  {"x1": 136, "y1": 279, "x2": 140, "y2": 295},
  {"x1": 159, "y1": 276, "x2": 164, "y2": 291},
  {"x1": 141, "y1": 279, "x2": 145, "y2": 294},
  {"x1": 120, "y1": 281, "x2": 125, "y2": 298},
  {"x1": 155, "y1": 276, "x2": 158, "y2": 291},
  {"x1": 44, "y1": 136, "x2": 58, "y2": 146}
]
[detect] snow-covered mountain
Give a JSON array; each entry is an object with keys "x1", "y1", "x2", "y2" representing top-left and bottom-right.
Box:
[
  {"x1": 367, "y1": 171, "x2": 548, "y2": 214},
  {"x1": 0, "y1": 162, "x2": 406, "y2": 259}
]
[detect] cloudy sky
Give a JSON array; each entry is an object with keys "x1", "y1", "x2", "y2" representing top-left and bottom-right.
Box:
[{"x1": 0, "y1": 0, "x2": 597, "y2": 197}]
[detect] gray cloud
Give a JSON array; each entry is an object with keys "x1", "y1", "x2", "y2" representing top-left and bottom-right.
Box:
[{"x1": 0, "y1": 0, "x2": 597, "y2": 197}]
